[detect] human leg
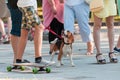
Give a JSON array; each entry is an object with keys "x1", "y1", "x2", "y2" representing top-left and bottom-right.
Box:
[
  {"x1": 0, "y1": 18, "x2": 6, "y2": 36},
  {"x1": 93, "y1": 14, "x2": 102, "y2": 54},
  {"x1": 34, "y1": 23, "x2": 44, "y2": 58},
  {"x1": 93, "y1": 14, "x2": 106, "y2": 63},
  {"x1": 106, "y1": 16, "x2": 118, "y2": 63},
  {"x1": 11, "y1": 35, "x2": 19, "y2": 63},
  {"x1": 114, "y1": 36, "x2": 120, "y2": 52},
  {"x1": 73, "y1": 3, "x2": 93, "y2": 55},
  {"x1": 0, "y1": 18, "x2": 9, "y2": 43},
  {"x1": 16, "y1": 29, "x2": 28, "y2": 61},
  {"x1": 86, "y1": 41, "x2": 94, "y2": 55},
  {"x1": 7, "y1": 17, "x2": 12, "y2": 40},
  {"x1": 49, "y1": 18, "x2": 63, "y2": 54},
  {"x1": 8, "y1": 6, "x2": 22, "y2": 63},
  {"x1": 64, "y1": 4, "x2": 75, "y2": 33}
]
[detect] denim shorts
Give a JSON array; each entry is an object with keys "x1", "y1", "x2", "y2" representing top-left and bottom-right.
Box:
[
  {"x1": 8, "y1": 5, "x2": 22, "y2": 37},
  {"x1": 19, "y1": 6, "x2": 41, "y2": 31}
]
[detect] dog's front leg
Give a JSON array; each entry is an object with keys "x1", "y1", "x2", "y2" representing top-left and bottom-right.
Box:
[
  {"x1": 56, "y1": 44, "x2": 64, "y2": 67},
  {"x1": 69, "y1": 53, "x2": 75, "y2": 67}
]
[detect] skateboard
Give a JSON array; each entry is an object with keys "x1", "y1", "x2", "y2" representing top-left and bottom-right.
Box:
[{"x1": 7, "y1": 63, "x2": 51, "y2": 74}]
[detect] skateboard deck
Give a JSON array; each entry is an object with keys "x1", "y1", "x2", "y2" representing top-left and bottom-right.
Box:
[{"x1": 7, "y1": 63, "x2": 51, "y2": 74}]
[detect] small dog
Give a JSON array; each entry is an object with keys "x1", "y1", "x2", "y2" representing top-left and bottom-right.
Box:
[{"x1": 50, "y1": 30, "x2": 75, "y2": 67}]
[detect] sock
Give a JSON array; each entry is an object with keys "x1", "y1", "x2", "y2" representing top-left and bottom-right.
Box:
[
  {"x1": 35, "y1": 57, "x2": 42, "y2": 63},
  {"x1": 16, "y1": 59, "x2": 22, "y2": 63}
]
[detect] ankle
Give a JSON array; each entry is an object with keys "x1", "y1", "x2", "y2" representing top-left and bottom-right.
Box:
[
  {"x1": 35, "y1": 57, "x2": 42, "y2": 63},
  {"x1": 16, "y1": 59, "x2": 22, "y2": 63}
]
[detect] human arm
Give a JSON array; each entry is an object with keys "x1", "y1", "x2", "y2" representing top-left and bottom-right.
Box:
[
  {"x1": 48, "y1": 0, "x2": 57, "y2": 15},
  {"x1": 59, "y1": 0, "x2": 64, "y2": 3}
]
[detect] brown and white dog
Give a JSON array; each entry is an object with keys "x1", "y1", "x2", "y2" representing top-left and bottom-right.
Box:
[{"x1": 50, "y1": 30, "x2": 75, "y2": 67}]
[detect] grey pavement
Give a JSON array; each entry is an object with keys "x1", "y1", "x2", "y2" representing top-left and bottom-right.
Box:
[{"x1": 0, "y1": 27, "x2": 120, "y2": 80}]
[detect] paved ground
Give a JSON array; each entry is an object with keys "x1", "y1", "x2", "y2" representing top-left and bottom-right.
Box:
[{"x1": 0, "y1": 27, "x2": 120, "y2": 80}]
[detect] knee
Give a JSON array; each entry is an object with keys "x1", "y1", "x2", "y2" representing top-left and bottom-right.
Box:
[{"x1": 107, "y1": 23, "x2": 114, "y2": 29}]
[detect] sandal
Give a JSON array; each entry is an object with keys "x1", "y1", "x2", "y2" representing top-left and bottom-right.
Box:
[
  {"x1": 109, "y1": 52, "x2": 118, "y2": 63},
  {"x1": 96, "y1": 53, "x2": 106, "y2": 64}
]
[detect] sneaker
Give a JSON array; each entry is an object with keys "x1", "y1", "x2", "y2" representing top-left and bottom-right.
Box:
[
  {"x1": 50, "y1": 38, "x2": 58, "y2": 44},
  {"x1": 36, "y1": 58, "x2": 55, "y2": 66},
  {"x1": 1, "y1": 35, "x2": 10, "y2": 44},
  {"x1": 114, "y1": 47, "x2": 120, "y2": 53},
  {"x1": 16, "y1": 59, "x2": 30, "y2": 63}
]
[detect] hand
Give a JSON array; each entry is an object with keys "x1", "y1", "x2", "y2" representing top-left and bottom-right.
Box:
[
  {"x1": 59, "y1": 0, "x2": 64, "y2": 3},
  {"x1": 52, "y1": 5, "x2": 57, "y2": 15}
]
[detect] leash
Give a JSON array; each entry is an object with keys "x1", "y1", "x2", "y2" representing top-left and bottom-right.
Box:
[{"x1": 45, "y1": 26, "x2": 62, "y2": 39}]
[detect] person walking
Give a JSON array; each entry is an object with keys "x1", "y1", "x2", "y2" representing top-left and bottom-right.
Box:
[
  {"x1": 42, "y1": 0, "x2": 64, "y2": 55},
  {"x1": 0, "y1": 0, "x2": 11, "y2": 44},
  {"x1": 16, "y1": 0, "x2": 53, "y2": 64},
  {"x1": 114, "y1": 0, "x2": 120, "y2": 53},
  {"x1": 64, "y1": 0, "x2": 93, "y2": 55},
  {"x1": 93, "y1": 0, "x2": 118, "y2": 64},
  {"x1": 7, "y1": 0, "x2": 22, "y2": 63}
]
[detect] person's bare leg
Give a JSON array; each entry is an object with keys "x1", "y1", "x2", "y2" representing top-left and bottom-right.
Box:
[
  {"x1": 7, "y1": 17, "x2": 12, "y2": 40},
  {"x1": 116, "y1": 36, "x2": 120, "y2": 48},
  {"x1": 93, "y1": 14, "x2": 102, "y2": 54},
  {"x1": 86, "y1": 41, "x2": 94, "y2": 55},
  {"x1": 17, "y1": 29, "x2": 28, "y2": 59},
  {"x1": 93, "y1": 15, "x2": 106, "y2": 64},
  {"x1": 106, "y1": 16, "x2": 114, "y2": 52},
  {"x1": 11, "y1": 35, "x2": 19, "y2": 63},
  {"x1": 34, "y1": 24, "x2": 44, "y2": 58},
  {"x1": 0, "y1": 18, "x2": 6, "y2": 36}
]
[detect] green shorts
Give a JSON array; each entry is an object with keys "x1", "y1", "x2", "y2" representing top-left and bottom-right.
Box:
[{"x1": 19, "y1": 6, "x2": 41, "y2": 31}]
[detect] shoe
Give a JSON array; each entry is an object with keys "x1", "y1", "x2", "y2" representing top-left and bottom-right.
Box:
[
  {"x1": 50, "y1": 38, "x2": 58, "y2": 44},
  {"x1": 114, "y1": 47, "x2": 120, "y2": 53},
  {"x1": 1, "y1": 35, "x2": 10, "y2": 44},
  {"x1": 96, "y1": 54, "x2": 106, "y2": 64},
  {"x1": 16, "y1": 59, "x2": 30, "y2": 63},
  {"x1": 109, "y1": 52, "x2": 118, "y2": 63},
  {"x1": 35, "y1": 58, "x2": 55, "y2": 66}
]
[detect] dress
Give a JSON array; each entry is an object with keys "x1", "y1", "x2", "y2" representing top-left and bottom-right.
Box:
[
  {"x1": 94, "y1": 0, "x2": 117, "y2": 18},
  {"x1": 0, "y1": 0, "x2": 10, "y2": 18},
  {"x1": 117, "y1": 0, "x2": 120, "y2": 16}
]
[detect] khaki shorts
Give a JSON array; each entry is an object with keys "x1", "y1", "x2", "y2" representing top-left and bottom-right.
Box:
[
  {"x1": 0, "y1": 0, "x2": 10, "y2": 18},
  {"x1": 19, "y1": 6, "x2": 41, "y2": 31}
]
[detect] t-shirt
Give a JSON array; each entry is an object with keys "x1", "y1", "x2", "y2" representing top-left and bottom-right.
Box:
[
  {"x1": 65, "y1": 0, "x2": 84, "y2": 6},
  {"x1": 17, "y1": 0, "x2": 37, "y2": 10}
]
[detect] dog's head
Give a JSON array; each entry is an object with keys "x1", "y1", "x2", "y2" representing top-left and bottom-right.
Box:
[{"x1": 62, "y1": 30, "x2": 74, "y2": 44}]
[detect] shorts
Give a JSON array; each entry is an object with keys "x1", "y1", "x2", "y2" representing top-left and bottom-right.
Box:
[
  {"x1": 19, "y1": 6, "x2": 41, "y2": 31},
  {"x1": 48, "y1": 18, "x2": 64, "y2": 43},
  {"x1": 0, "y1": 0, "x2": 10, "y2": 18},
  {"x1": 8, "y1": 5, "x2": 22, "y2": 37}
]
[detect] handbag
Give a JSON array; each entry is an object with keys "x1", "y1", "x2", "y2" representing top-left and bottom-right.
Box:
[{"x1": 90, "y1": 0, "x2": 104, "y2": 12}]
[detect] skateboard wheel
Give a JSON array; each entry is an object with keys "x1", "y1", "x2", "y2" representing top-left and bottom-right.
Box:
[
  {"x1": 7, "y1": 66, "x2": 12, "y2": 72},
  {"x1": 20, "y1": 66, "x2": 25, "y2": 71},
  {"x1": 32, "y1": 68, "x2": 38, "y2": 74},
  {"x1": 45, "y1": 67, "x2": 51, "y2": 73}
]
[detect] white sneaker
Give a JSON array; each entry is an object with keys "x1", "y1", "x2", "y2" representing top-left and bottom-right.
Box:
[
  {"x1": 50, "y1": 38, "x2": 58, "y2": 44},
  {"x1": 37, "y1": 59, "x2": 55, "y2": 66},
  {"x1": 1, "y1": 35, "x2": 9, "y2": 43}
]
